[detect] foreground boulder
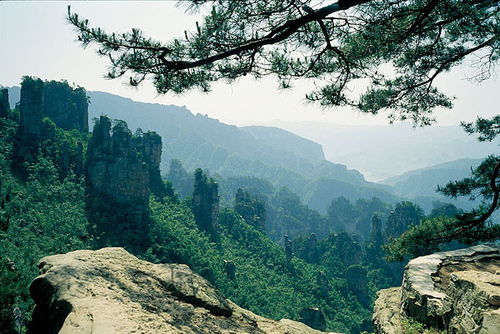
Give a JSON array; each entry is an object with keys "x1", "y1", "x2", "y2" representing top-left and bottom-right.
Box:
[
  {"x1": 374, "y1": 244, "x2": 500, "y2": 334},
  {"x1": 27, "y1": 247, "x2": 337, "y2": 334}
]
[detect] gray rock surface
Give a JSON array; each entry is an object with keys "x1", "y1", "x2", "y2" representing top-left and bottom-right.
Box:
[
  {"x1": 87, "y1": 116, "x2": 163, "y2": 204},
  {"x1": 27, "y1": 247, "x2": 340, "y2": 334},
  {"x1": 447, "y1": 270, "x2": 500, "y2": 334},
  {"x1": 373, "y1": 287, "x2": 404, "y2": 334},
  {"x1": 401, "y1": 244, "x2": 499, "y2": 328},
  {"x1": 374, "y1": 244, "x2": 500, "y2": 334}
]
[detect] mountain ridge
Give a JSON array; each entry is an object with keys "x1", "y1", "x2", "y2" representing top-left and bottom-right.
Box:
[
  {"x1": 264, "y1": 120, "x2": 498, "y2": 181},
  {"x1": 11, "y1": 86, "x2": 486, "y2": 213},
  {"x1": 9, "y1": 86, "x2": 397, "y2": 212},
  {"x1": 380, "y1": 158, "x2": 486, "y2": 211}
]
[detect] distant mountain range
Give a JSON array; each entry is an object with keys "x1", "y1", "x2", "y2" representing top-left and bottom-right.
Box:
[
  {"x1": 381, "y1": 158, "x2": 486, "y2": 211},
  {"x1": 8, "y1": 87, "x2": 395, "y2": 212},
  {"x1": 9, "y1": 86, "x2": 489, "y2": 213},
  {"x1": 90, "y1": 91, "x2": 401, "y2": 212},
  {"x1": 266, "y1": 121, "x2": 498, "y2": 181}
]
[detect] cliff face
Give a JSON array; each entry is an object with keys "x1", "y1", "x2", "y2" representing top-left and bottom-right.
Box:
[
  {"x1": 87, "y1": 116, "x2": 164, "y2": 204},
  {"x1": 373, "y1": 244, "x2": 500, "y2": 334},
  {"x1": 18, "y1": 78, "x2": 88, "y2": 136},
  {"x1": 43, "y1": 81, "x2": 89, "y2": 133},
  {"x1": 0, "y1": 88, "x2": 10, "y2": 117},
  {"x1": 192, "y1": 168, "x2": 219, "y2": 233},
  {"x1": 27, "y1": 248, "x2": 337, "y2": 334},
  {"x1": 19, "y1": 77, "x2": 45, "y2": 137}
]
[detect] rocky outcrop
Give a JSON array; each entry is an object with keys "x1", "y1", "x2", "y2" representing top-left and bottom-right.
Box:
[
  {"x1": 0, "y1": 88, "x2": 9, "y2": 117},
  {"x1": 373, "y1": 287, "x2": 404, "y2": 334},
  {"x1": 192, "y1": 168, "x2": 219, "y2": 233},
  {"x1": 447, "y1": 270, "x2": 500, "y2": 333},
  {"x1": 373, "y1": 244, "x2": 500, "y2": 334},
  {"x1": 401, "y1": 244, "x2": 499, "y2": 329},
  {"x1": 19, "y1": 77, "x2": 44, "y2": 137},
  {"x1": 19, "y1": 77, "x2": 88, "y2": 136},
  {"x1": 87, "y1": 116, "x2": 164, "y2": 204},
  {"x1": 43, "y1": 80, "x2": 88, "y2": 133},
  {"x1": 27, "y1": 247, "x2": 338, "y2": 334},
  {"x1": 299, "y1": 307, "x2": 327, "y2": 331}
]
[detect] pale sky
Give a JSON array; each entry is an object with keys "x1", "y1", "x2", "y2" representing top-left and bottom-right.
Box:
[{"x1": 1, "y1": 0, "x2": 499, "y2": 126}]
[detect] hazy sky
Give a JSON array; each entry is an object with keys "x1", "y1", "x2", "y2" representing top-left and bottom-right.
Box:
[{"x1": 1, "y1": 1, "x2": 499, "y2": 126}]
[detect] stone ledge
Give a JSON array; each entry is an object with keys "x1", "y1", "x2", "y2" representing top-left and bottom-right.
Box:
[
  {"x1": 401, "y1": 244, "x2": 499, "y2": 328},
  {"x1": 374, "y1": 244, "x2": 500, "y2": 334}
]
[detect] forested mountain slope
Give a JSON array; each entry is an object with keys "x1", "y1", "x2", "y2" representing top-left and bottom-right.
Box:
[
  {"x1": 268, "y1": 121, "x2": 498, "y2": 181},
  {"x1": 382, "y1": 158, "x2": 485, "y2": 211},
  {"x1": 240, "y1": 125, "x2": 325, "y2": 162}
]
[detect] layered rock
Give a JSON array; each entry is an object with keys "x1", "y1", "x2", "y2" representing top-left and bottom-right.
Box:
[
  {"x1": 373, "y1": 244, "x2": 500, "y2": 334},
  {"x1": 447, "y1": 270, "x2": 500, "y2": 333},
  {"x1": 87, "y1": 116, "x2": 164, "y2": 204},
  {"x1": 373, "y1": 287, "x2": 404, "y2": 334},
  {"x1": 27, "y1": 247, "x2": 338, "y2": 334}
]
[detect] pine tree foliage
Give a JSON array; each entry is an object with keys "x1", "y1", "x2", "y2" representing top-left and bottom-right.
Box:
[{"x1": 68, "y1": 0, "x2": 499, "y2": 125}]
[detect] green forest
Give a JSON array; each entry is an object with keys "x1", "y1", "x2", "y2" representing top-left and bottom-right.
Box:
[{"x1": 2, "y1": 78, "x2": 490, "y2": 334}]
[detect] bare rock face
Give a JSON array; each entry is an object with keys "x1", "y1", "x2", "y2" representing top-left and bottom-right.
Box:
[
  {"x1": 373, "y1": 287, "x2": 403, "y2": 334},
  {"x1": 87, "y1": 116, "x2": 163, "y2": 204},
  {"x1": 373, "y1": 244, "x2": 500, "y2": 334},
  {"x1": 447, "y1": 270, "x2": 500, "y2": 333},
  {"x1": 27, "y1": 248, "x2": 337, "y2": 334},
  {"x1": 401, "y1": 244, "x2": 499, "y2": 329}
]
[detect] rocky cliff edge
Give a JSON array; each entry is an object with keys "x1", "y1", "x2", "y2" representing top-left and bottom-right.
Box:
[
  {"x1": 27, "y1": 247, "x2": 339, "y2": 334},
  {"x1": 373, "y1": 244, "x2": 500, "y2": 334}
]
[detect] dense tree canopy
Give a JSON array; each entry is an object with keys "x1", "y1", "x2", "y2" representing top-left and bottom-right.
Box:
[{"x1": 68, "y1": 0, "x2": 498, "y2": 125}]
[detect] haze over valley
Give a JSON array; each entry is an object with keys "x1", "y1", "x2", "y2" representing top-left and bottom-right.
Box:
[
  {"x1": 1, "y1": 1, "x2": 499, "y2": 333},
  {"x1": 8, "y1": 87, "x2": 486, "y2": 213}
]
